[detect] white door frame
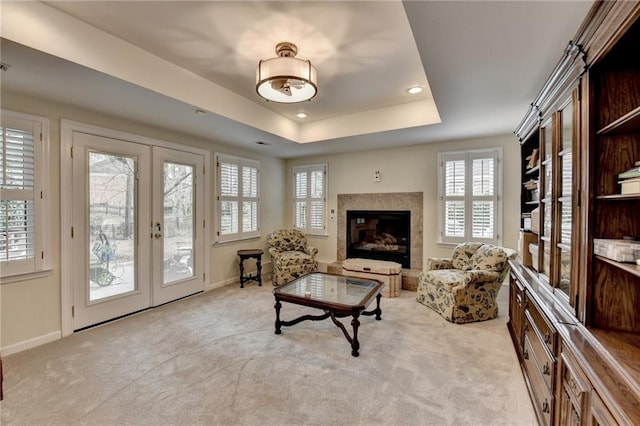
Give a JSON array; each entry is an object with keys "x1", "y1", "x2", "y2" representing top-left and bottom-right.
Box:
[{"x1": 61, "y1": 120, "x2": 210, "y2": 337}]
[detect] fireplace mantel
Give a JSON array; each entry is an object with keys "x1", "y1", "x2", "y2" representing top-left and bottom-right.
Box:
[{"x1": 337, "y1": 192, "x2": 423, "y2": 270}]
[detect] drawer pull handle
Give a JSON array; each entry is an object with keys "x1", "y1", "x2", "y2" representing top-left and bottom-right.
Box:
[
  {"x1": 523, "y1": 349, "x2": 529, "y2": 360},
  {"x1": 542, "y1": 399, "x2": 550, "y2": 413},
  {"x1": 524, "y1": 323, "x2": 529, "y2": 332},
  {"x1": 544, "y1": 332, "x2": 551, "y2": 344},
  {"x1": 543, "y1": 363, "x2": 550, "y2": 375}
]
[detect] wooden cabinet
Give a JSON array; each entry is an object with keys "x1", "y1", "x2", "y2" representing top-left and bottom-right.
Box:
[
  {"x1": 511, "y1": 1, "x2": 640, "y2": 424},
  {"x1": 557, "y1": 343, "x2": 589, "y2": 425},
  {"x1": 508, "y1": 273, "x2": 525, "y2": 350},
  {"x1": 588, "y1": 390, "x2": 616, "y2": 426},
  {"x1": 523, "y1": 295, "x2": 557, "y2": 425}
]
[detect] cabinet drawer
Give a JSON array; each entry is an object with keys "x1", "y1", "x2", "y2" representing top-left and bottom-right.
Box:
[
  {"x1": 524, "y1": 311, "x2": 555, "y2": 392},
  {"x1": 525, "y1": 295, "x2": 557, "y2": 354},
  {"x1": 524, "y1": 335, "x2": 554, "y2": 426}
]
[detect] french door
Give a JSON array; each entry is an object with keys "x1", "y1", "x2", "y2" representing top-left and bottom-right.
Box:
[{"x1": 71, "y1": 132, "x2": 203, "y2": 329}]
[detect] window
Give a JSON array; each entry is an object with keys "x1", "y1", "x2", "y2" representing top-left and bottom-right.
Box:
[
  {"x1": 293, "y1": 164, "x2": 327, "y2": 235},
  {"x1": 215, "y1": 153, "x2": 259, "y2": 242},
  {"x1": 438, "y1": 149, "x2": 501, "y2": 245},
  {"x1": 1, "y1": 110, "x2": 50, "y2": 278}
]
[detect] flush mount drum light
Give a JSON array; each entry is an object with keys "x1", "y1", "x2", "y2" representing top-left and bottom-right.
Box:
[{"x1": 256, "y1": 42, "x2": 318, "y2": 103}]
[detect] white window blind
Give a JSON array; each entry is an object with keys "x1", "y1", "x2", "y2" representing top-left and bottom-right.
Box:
[
  {"x1": 293, "y1": 164, "x2": 327, "y2": 235},
  {"x1": 438, "y1": 149, "x2": 501, "y2": 245},
  {"x1": 216, "y1": 153, "x2": 259, "y2": 242},
  {"x1": 1, "y1": 110, "x2": 50, "y2": 278}
]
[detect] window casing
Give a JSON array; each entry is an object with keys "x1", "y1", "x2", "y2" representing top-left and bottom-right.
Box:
[
  {"x1": 438, "y1": 149, "x2": 501, "y2": 245},
  {"x1": 215, "y1": 153, "x2": 259, "y2": 242},
  {"x1": 1, "y1": 110, "x2": 50, "y2": 279},
  {"x1": 293, "y1": 164, "x2": 327, "y2": 235}
]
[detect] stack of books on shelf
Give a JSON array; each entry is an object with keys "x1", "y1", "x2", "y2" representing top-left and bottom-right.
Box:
[
  {"x1": 523, "y1": 179, "x2": 539, "y2": 200},
  {"x1": 618, "y1": 160, "x2": 640, "y2": 195},
  {"x1": 526, "y1": 148, "x2": 539, "y2": 170}
]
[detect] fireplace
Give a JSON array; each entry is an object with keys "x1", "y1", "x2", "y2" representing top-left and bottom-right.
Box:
[{"x1": 346, "y1": 210, "x2": 410, "y2": 268}]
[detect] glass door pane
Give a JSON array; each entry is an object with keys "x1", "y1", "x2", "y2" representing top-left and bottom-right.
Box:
[
  {"x1": 540, "y1": 121, "x2": 553, "y2": 280},
  {"x1": 88, "y1": 152, "x2": 136, "y2": 302},
  {"x1": 556, "y1": 96, "x2": 575, "y2": 299},
  {"x1": 151, "y1": 147, "x2": 203, "y2": 307},
  {"x1": 162, "y1": 162, "x2": 195, "y2": 284}
]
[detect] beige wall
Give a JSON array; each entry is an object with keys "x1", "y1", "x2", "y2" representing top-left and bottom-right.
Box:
[
  {"x1": 0, "y1": 91, "x2": 287, "y2": 350},
  {"x1": 0, "y1": 90, "x2": 521, "y2": 352},
  {"x1": 286, "y1": 134, "x2": 521, "y2": 266}
]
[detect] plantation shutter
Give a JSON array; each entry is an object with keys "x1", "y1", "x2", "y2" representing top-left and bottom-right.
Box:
[
  {"x1": 242, "y1": 165, "x2": 258, "y2": 233},
  {"x1": 293, "y1": 164, "x2": 327, "y2": 235},
  {"x1": 439, "y1": 150, "x2": 500, "y2": 245},
  {"x1": 1, "y1": 112, "x2": 48, "y2": 277},
  {"x1": 216, "y1": 154, "x2": 259, "y2": 242},
  {"x1": 471, "y1": 156, "x2": 496, "y2": 239},
  {"x1": 443, "y1": 159, "x2": 465, "y2": 238}
]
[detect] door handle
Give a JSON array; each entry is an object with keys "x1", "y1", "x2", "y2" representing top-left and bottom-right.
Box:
[{"x1": 154, "y1": 233, "x2": 162, "y2": 239}]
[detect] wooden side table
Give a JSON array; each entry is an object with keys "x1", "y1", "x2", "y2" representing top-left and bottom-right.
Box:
[{"x1": 237, "y1": 249, "x2": 263, "y2": 288}]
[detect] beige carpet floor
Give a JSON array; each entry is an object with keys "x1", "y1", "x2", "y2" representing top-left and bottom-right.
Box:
[{"x1": 0, "y1": 281, "x2": 536, "y2": 425}]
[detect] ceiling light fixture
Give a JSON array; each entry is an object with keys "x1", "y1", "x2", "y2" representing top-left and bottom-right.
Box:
[
  {"x1": 296, "y1": 112, "x2": 308, "y2": 118},
  {"x1": 256, "y1": 42, "x2": 318, "y2": 103},
  {"x1": 407, "y1": 85, "x2": 423, "y2": 95}
]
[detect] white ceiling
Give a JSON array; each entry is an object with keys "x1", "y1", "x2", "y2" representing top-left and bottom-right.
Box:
[{"x1": 0, "y1": 1, "x2": 594, "y2": 158}]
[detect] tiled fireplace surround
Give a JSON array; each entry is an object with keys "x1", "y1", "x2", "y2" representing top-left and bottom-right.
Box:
[{"x1": 335, "y1": 192, "x2": 423, "y2": 290}]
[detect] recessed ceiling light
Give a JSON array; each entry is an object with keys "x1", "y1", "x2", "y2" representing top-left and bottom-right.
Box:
[
  {"x1": 407, "y1": 86, "x2": 423, "y2": 95},
  {"x1": 195, "y1": 109, "x2": 206, "y2": 115},
  {"x1": 296, "y1": 112, "x2": 308, "y2": 119}
]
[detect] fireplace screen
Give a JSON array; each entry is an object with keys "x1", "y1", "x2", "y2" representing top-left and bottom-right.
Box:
[{"x1": 346, "y1": 210, "x2": 410, "y2": 268}]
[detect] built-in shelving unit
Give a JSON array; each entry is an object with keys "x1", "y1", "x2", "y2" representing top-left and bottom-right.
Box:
[{"x1": 510, "y1": 2, "x2": 640, "y2": 424}]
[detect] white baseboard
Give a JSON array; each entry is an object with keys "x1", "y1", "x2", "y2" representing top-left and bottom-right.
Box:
[
  {"x1": 1, "y1": 330, "x2": 61, "y2": 356},
  {"x1": 205, "y1": 277, "x2": 237, "y2": 291}
]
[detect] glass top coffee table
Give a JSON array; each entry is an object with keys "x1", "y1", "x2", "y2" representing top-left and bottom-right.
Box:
[{"x1": 273, "y1": 272, "x2": 383, "y2": 357}]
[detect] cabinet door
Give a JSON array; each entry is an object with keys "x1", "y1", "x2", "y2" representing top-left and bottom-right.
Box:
[
  {"x1": 557, "y1": 346, "x2": 589, "y2": 426},
  {"x1": 540, "y1": 119, "x2": 554, "y2": 279},
  {"x1": 589, "y1": 390, "x2": 617, "y2": 426},
  {"x1": 554, "y1": 89, "x2": 579, "y2": 309}
]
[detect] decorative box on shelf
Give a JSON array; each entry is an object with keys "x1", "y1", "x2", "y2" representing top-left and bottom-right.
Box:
[
  {"x1": 619, "y1": 177, "x2": 640, "y2": 195},
  {"x1": 593, "y1": 239, "x2": 640, "y2": 263}
]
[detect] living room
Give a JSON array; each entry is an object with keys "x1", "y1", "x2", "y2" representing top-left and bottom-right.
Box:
[{"x1": 4, "y1": 1, "x2": 640, "y2": 424}]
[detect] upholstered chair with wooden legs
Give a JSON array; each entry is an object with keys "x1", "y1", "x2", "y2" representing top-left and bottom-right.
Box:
[
  {"x1": 416, "y1": 242, "x2": 517, "y2": 324},
  {"x1": 267, "y1": 229, "x2": 318, "y2": 286}
]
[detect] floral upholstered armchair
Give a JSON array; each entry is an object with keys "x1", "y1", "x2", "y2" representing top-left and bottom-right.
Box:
[
  {"x1": 267, "y1": 229, "x2": 318, "y2": 286},
  {"x1": 416, "y1": 242, "x2": 517, "y2": 324}
]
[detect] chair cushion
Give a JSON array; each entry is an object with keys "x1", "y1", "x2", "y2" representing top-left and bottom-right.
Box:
[
  {"x1": 451, "y1": 242, "x2": 484, "y2": 270},
  {"x1": 277, "y1": 251, "x2": 315, "y2": 266},
  {"x1": 468, "y1": 244, "x2": 507, "y2": 272},
  {"x1": 421, "y1": 269, "x2": 467, "y2": 290}
]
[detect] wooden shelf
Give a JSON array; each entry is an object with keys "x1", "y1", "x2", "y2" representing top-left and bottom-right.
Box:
[
  {"x1": 595, "y1": 255, "x2": 640, "y2": 278},
  {"x1": 588, "y1": 328, "x2": 640, "y2": 395},
  {"x1": 597, "y1": 106, "x2": 640, "y2": 135},
  {"x1": 525, "y1": 200, "x2": 540, "y2": 205},
  {"x1": 596, "y1": 194, "x2": 640, "y2": 201}
]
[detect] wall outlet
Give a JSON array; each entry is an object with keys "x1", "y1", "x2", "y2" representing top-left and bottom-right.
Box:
[{"x1": 374, "y1": 170, "x2": 381, "y2": 182}]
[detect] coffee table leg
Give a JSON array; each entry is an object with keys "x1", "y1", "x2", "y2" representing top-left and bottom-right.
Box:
[
  {"x1": 375, "y1": 293, "x2": 382, "y2": 320},
  {"x1": 351, "y1": 314, "x2": 360, "y2": 357},
  {"x1": 274, "y1": 299, "x2": 282, "y2": 335}
]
